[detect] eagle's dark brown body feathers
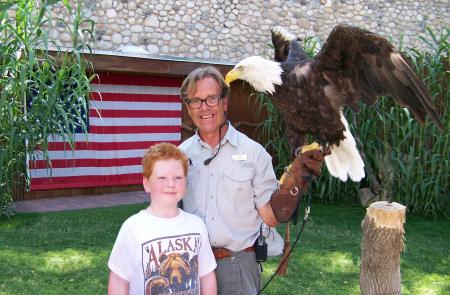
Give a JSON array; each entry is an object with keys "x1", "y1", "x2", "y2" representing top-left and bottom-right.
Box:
[
  {"x1": 225, "y1": 25, "x2": 444, "y2": 181},
  {"x1": 272, "y1": 25, "x2": 443, "y2": 150},
  {"x1": 273, "y1": 45, "x2": 345, "y2": 149}
]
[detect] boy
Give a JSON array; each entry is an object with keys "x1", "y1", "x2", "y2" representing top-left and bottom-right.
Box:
[{"x1": 108, "y1": 143, "x2": 217, "y2": 295}]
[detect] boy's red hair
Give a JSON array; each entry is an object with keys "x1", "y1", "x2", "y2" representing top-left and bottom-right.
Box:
[{"x1": 142, "y1": 143, "x2": 188, "y2": 178}]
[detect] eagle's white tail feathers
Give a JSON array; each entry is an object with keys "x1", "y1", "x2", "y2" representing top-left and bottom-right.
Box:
[{"x1": 324, "y1": 112, "x2": 365, "y2": 182}]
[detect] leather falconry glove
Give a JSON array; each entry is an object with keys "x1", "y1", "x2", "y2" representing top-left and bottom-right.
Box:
[{"x1": 270, "y1": 145, "x2": 328, "y2": 223}]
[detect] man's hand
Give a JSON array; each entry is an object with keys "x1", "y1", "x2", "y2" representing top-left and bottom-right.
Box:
[{"x1": 270, "y1": 146, "x2": 327, "y2": 223}]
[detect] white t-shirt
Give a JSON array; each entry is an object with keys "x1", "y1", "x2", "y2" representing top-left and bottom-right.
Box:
[{"x1": 108, "y1": 209, "x2": 216, "y2": 295}]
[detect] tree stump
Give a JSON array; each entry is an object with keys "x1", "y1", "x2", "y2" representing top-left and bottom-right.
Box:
[{"x1": 360, "y1": 201, "x2": 406, "y2": 295}]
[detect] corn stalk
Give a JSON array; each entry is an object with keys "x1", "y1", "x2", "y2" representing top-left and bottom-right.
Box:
[{"x1": 0, "y1": 0, "x2": 95, "y2": 216}]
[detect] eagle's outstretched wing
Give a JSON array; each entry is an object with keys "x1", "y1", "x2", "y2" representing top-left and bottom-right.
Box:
[
  {"x1": 225, "y1": 25, "x2": 444, "y2": 181},
  {"x1": 271, "y1": 26, "x2": 299, "y2": 62},
  {"x1": 315, "y1": 25, "x2": 444, "y2": 130}
]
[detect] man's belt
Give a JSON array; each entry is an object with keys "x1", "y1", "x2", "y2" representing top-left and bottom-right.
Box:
[{"x1": 212, "y1": 246, "x2": 255, "y2": 260}]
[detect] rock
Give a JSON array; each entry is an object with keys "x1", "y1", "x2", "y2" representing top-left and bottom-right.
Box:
[
  {"x1": 169, "y1": 39, "x2": 181, "y2": 47},
  {"x1": 46, "y1": 0, "x2": 444, "y2": 59},
  {"x1": 146, "y1": 44, "x2": 159, "y2": 54},
  {"x1": 106, "y1": 9, "x2": 116, "y2": 18},
  {"x1": 130, "y1": 25, "x2": 144, "y2": 33},
  {"x1": 101, "y1": 0, "x2": 113, "y2": 9},
  {"x1": 230, "y1": 26, "x2": 240, "y2": 36},
  {"x1": 116, "y1": 44, "x2": 148, "y2": 54},
  {"x1": 60, "y1": 32, "x2": 71, "y2": 42},
  {"x1": 182, "y1": 15, "x2": 191, "y2": 22},
  {"x1": 145, "y1": 15, "x2": 160, "y2": 27},
  {"x1": 112, "y1": 33, "x2": 123, "y2": 44}
]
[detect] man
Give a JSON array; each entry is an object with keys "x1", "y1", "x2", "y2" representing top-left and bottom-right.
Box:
[{"x1": 179, "y1": 66, "x2": 325, "y2": 294}]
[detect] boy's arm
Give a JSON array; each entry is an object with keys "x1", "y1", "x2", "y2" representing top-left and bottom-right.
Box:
[
  {"x1": 200, "y1": 271, "x2": 217, "y2": 295},
  {"x1": 108, "y1": 271, "x2": 129, "y2": 295}
]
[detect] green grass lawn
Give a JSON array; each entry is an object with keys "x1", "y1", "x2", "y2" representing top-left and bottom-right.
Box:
[{"x1": 0, "y1": 203, "x2": 448, "y2": 294}]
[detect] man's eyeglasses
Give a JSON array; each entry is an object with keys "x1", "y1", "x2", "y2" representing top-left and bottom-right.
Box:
[{"x1": 184, "y1": 96, "x2": 222, "y2": 109}]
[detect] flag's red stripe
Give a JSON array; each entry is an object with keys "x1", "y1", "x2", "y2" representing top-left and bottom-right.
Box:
[
  {"x1": 89, "y1": 109, "x2": 181, "y2": 118},
  {"x1": 30, "y1": 157, "x2": 142, "y2": 169},
  {"x1": 46, "y1": 140, "x2": 180, "y2": 151},
  {"x1": 30, "y1": 73, "x2": 183, "y2": 191},
  {"x1": 30, "y1": 173, "x2": 142, "y2": 190},
  {"x1": 88, "y1": 125, "x2": 181, "y2": 134},
  {"x1": 91, "y1": 75, "x2": 182, "y2": 87},
  {"x1": 90, "y1": 92, "x2": 181, "y2": 103}
]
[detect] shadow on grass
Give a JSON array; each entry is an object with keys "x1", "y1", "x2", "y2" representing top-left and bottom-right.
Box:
[
  {"x1": 0, "y1": 202, "x2": 448, "y2": 294},
  {"x1": 0, "y1": 204, "x2": 147, "y2": 295},
  {"x1": 260, "y1": 202, "x2": 449, "y2": 295},
  {"x1": 0, "y1": 260, "x2": 108, "y2": 295},
  {"x1": 0, "y1": 204, "x2": 147, "y2": 249}
]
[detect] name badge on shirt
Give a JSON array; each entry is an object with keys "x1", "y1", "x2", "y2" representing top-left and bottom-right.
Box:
[{"x1": 232, "y1": 154, "x2": 247, "y2": 161}]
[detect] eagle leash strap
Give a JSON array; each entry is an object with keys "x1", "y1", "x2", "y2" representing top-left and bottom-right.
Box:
[{"x1": 257, "y1": 192, "x2": 313, "y2": 294}]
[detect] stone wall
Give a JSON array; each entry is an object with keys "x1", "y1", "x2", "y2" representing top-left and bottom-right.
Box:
[{"x1": 50, "y1": 0, "x2": 448, "y2": 62}]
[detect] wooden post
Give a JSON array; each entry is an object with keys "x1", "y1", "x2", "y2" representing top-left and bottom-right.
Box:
[{"x1": 360, "y1": 201, "x2": 406, "y2": 295}]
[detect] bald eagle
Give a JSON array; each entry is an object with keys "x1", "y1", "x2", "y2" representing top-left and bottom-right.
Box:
[{"x1": 225, "y1": 25, "x2": 444, "y2": 182}]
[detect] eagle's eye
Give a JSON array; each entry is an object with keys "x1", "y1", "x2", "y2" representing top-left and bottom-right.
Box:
[{"x1": 237, "y1": 65, "x2": 244, "y2": 71}]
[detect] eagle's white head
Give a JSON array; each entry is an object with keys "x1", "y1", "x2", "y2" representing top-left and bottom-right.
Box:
[{"x1": 224, "y1": 56, "x2": 283, "y2": 94}]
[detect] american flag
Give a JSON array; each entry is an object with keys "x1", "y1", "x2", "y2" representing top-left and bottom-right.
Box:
[{"x1": 29, "y1": 73, "x2": 182, "y2": 190}]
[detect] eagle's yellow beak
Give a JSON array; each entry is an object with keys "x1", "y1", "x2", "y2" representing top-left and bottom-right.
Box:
[{"x1": 224, "y1": 69, "x2": 240, "y2": 87}]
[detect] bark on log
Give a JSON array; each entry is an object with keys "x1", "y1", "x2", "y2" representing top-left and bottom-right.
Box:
[{"x1": 360, "y1": 201, "x2": 406, "y2": 295}]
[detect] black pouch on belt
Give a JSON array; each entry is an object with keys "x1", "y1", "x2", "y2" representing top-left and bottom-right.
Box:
[{"x1": 255, "y1": 225, "x2": 268, "y2": 263}]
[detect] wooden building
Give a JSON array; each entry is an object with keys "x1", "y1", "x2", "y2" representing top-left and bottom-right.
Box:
[{"x1": 14, "y1": 51, "x2": 267, "y2": 201}]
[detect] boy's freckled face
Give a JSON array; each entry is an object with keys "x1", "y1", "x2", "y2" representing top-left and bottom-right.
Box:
[{"x1": 143, "y1": 159, "x2": 186, "y2": 206}]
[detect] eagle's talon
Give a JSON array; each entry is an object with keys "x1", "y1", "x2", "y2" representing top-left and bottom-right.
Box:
[{"x1": 301, "y1": 142, "x2": 321, "y2": 154}]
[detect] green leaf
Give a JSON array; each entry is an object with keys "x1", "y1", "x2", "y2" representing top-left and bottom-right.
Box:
[
  {"x1": 0, "y1": 0, "x2": 95, "y2": 216},
  {"x1": 0, "y1": 1, "x2": 19, "y2": 11}
]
